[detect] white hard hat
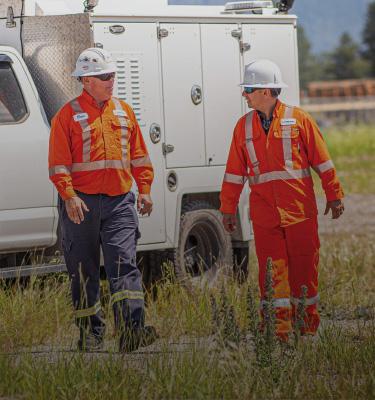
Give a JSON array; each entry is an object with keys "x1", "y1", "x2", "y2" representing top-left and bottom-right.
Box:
[
  {"x1": 72, "y1": 47, "x2": 117, "y2": 77},
  {"x1": 240, "y1": 59, "x2": 288, "y2": 89}
]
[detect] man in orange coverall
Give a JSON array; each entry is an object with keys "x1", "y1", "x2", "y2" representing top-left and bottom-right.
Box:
[
  {"x1": 49, "y1": 48, "x2": 157, "y2": 352},
  {"x1": 220, "y1": 59, "x2": 345, "y2": 341}
]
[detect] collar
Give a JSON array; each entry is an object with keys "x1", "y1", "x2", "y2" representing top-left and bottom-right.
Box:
[{"x1": 80, "y1": 89, "x2": 110, "y2": 109}]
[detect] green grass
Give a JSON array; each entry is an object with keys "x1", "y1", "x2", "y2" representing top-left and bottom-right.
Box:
[
  {"x1": 317, "y1": 124, "x2": 375, "y2": 194},
  {"x1": 0, "y1": 124, "x2": 374, "y2": 399}
]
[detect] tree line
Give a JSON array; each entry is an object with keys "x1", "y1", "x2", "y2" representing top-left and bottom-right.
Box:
[{"x1": 298, "y1": 1, "x2": 375, "y2": 89}]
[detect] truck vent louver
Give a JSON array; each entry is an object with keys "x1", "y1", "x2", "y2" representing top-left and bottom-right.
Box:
[{"x1": 114, "y1": 54, "x2": 144, "y2": 126}]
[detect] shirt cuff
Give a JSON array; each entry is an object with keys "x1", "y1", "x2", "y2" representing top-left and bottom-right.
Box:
[{"x1": 137, "y1": 184, "x2": 151, "y2": 195}]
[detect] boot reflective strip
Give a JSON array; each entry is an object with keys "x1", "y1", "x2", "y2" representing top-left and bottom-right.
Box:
[
  {"x1": 49, "y1": 165, "x2": 71, "y2": 177},
  {"x1": 245, "y1": 111, "x2": 260, "y2": 175},
  {"x1": 110, "y1": 289, "x2": 144, "y2": 305},
  {"x1": 223, "y1": 173, "x2": 246, "y2": 185},
  {"x1": 313, "y1": 160, "x2": 334, "y2": 174},
  {"x1": 71, "y1": 159, "x2": 129, "y2": 172},
  {"x1": 74, "y1": 301, "x2": 101, "y2": 319},
  {"x1": 290, "y1": 294, "x2": 320, "y2": 306},
  {"x1": 248, "y1": 167, "x2": 311, "y2": 185},
  {"x1": 112, "y1": 98, "x2": 129, "y2": 160},
  {"x1": 71, "y1": 99, "x2": 91, "y2": 163},
  {"x1": 131, "y1": 155, "x2": 152, "y2": 168},
  {"x1": 260, "y1": 298, "x2": 291, "y2": 308},
  {"x1": 281, "y1": 106, "x2": 294, "y2": 169}
]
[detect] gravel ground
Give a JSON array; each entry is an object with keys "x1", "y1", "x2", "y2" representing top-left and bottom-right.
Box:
[{"x1": 317, "y1": 194, "x2": 374, "y2": 235}]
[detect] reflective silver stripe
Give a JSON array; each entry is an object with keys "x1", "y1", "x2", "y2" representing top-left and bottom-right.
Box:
[
  {"x1": 260, "y1": 298, "x2": 291, "y2": 308},
  {"x1": 313, "y1": 160, "x2": 334, "y2": 174},
  {"x1": 70, "y1": 99, "x2": 91, "y2": 163},
  {"x1": 282, "y1": 106, "x2": 294, "y2": 169},
  {"x1": 74, "y1": 301, "x2": 101, "y2": 319},
  {"x1": 49, "y1": 165, "x2": 71, "y2": 177},
  {"x1": 111, "y1": 289, "x2": 144, "y2": 305},
  {"x1": 131, "y1": 155, "x2": 152, "y2": 168},
  {"x1": 245, "y1": 111, "x2": 260, "y2": 175},
  {"x1": 290, "y1": 294, "x2": 320, "y2": 306},
  {"x1": 112, "y1": 98, "x2": 129, "y2": 159},
  {"x1": 224, "y1": 173, "x2": 246, "y2": 185},
  {"x1": 248, "y1": 167, "x2": 311, "y2": 185},
  {"x1": 71, "y1": 159, "x2": 128, "y2": 172}
]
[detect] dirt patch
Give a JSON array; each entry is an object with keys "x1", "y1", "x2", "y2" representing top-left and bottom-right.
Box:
[{"x1": 317, "y1": 194, "x2": 375, "y2": 235}]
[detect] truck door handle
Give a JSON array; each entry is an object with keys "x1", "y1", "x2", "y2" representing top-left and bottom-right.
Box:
[
  {"x1": 162, "y1": 143, "x2": 174, "y2": 155},
  {"x1": 191, "y1": 85, "x2": 202, "y2": 105}
]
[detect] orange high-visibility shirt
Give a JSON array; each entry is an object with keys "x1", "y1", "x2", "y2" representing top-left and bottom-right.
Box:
[
  {"x1": 49, "y1": 90, "x2": 154, "y2": 200},
  {"x1": 220, "y1": 100, "x2": 344, "y2": 228}
]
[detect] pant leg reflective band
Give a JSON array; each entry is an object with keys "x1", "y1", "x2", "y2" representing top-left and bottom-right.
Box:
[
  {"x1": 70, "y1": 99, "x2": 91, "y2": 163},
  {"x1": 312, "y1": 160, "x2": 334, "y2": 174},
  {"x1": 282, "y1": 106, "x2": 294, "y2": 169},
  {"x1": 49, "y1": 164, "x2": 71, "y2": 177},
  {"x1": 111, "y1": 289, "x2": 144, "y2": 305},
  {"x1": 245, "y1": 111, "x2": 260, "y2": 176},
  {"x1": 223, "y1": 172, "x2": 246, "y2": 185},
  {"x1": 260, "y1": 298, "x2": 291, "y2": 308},
  {"x1": 112, "y1": 98, "x2": 129, "y2": 160},
  {"x1": 290, "y1": 294, "x2": 320, "y2": 306},
  {"x1": 248, "y1": 167, "x2": 311, "y2": 185},
  {"x1": 74, "y1": 301, "x2": 101, "y2": 319},
  {"x1": 131, "y1": 155, "x2": 152, "y2": 168}
]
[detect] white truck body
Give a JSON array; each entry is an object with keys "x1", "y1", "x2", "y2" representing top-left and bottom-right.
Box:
[{"x1": 0, "y1": 0, "x2": 299, "y2": 277}]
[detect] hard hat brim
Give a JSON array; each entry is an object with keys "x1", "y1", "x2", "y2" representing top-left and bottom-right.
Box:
[
  {"x1": 71, "y1": 65, "x2": 117, "y2": 77},
  {"x1": 239, "y1": 82, "x2": 288, "y2": 89}
]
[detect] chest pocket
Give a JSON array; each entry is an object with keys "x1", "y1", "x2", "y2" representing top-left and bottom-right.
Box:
[{"x1": 273, "y1": 125, "x2": 300, "y2": 169}]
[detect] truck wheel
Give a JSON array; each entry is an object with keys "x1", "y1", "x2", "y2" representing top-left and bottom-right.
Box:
[{"x1": 174, "y1": 201, "x2": 232, "y2": 286}]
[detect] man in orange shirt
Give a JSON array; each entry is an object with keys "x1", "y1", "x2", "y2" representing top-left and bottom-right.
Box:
[
  {"x1": 220, "y1": 59, "x2": 344, "y2": 340},
  {"x1": 49, "y1": 48, "x2": 156, "y2": 352}
]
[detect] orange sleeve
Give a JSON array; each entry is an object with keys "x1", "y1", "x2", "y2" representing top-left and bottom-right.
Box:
[
  {"x1": 299, "y1": 110, "x2": 344, "y2": 201},
  {"x1": 48, "y1": 106, "x2": 77, "y2": 200},
  {"x1": 126, "y1": 106, "x2": 154, "y2": 194},
  {"x1": 220, "y1": 119, "x2": 248, "y2": 215}
]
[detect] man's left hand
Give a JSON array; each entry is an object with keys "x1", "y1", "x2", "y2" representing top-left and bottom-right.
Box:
[
  {"x1": 137, "y1": 194, "x2": 153, "y2": 216},
  {"x1": 324, "y1": 199, "x2": 344, "y2": 219}
]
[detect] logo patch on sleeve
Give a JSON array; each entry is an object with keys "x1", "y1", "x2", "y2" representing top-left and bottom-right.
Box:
[
  {"x1": 73, "y1": 113, "x2": 89, "y2": 122},
  {"x1": 281, "y1": 118, "x2": 296, "y2": 126}
]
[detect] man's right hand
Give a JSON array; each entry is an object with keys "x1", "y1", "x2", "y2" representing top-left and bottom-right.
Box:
[
  {"x1": 65, "y1": 196, "x2": 89, "y2": 224},
  {"x1": 222, "y1": 213, "x2": 237, "y2": 233}
]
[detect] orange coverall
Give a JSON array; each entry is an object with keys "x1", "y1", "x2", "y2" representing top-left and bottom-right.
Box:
[
  {"x1": 220, "y1": 100, "x2": 344, "y2": 338},
  {"x1": 49, "y1": 90, "x2": 153, "y2": 199}
]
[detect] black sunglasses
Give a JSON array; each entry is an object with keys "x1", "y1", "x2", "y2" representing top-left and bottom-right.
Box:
[{"x1": 93, "y1": 72, "x2": 116, "y2": 81}]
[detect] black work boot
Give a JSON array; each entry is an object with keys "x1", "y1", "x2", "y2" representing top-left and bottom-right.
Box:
[
  {"x1": 77, "y1": 330, "x2": 104, "y2": 352},
  {"x1": 119, "y1": 326, "x2": 158, "y2": 353}
]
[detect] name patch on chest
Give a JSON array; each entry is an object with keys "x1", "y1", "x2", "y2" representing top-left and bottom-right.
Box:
[
  {"x1": 280, "y1": 118, "x2": 296, "y2": 126},
  {"x1": 113, "y1": 109, "x2": 128, "y2": 118},
  {"x1": 73, "y1": 113, "x2": 89, "y2": 122}
]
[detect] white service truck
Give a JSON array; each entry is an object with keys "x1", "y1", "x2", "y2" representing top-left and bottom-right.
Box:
[{"x1": 0, "y1": 0, "x2": 299, "y2": 282}]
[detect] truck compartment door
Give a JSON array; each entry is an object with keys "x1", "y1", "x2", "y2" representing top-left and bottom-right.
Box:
[
  {"x1": 159, "y1": 23, "x2": 206, "y2": 168},
  {"x1": 93, "y1": 22, "x2": 166, "y2": 244},
  {"x1": 242, "y1": 23, "x2": 299, "y2": 106},
  {"x1": 201, "y1": 24, "x2": 243, "y2": 166}
]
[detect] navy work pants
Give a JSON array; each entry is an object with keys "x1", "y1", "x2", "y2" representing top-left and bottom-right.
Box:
[{"x1": 59, "y1": 191, "x2": 144, "y2": 339}]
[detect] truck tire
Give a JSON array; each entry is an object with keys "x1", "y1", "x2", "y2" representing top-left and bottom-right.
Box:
[{"x1": 173, "y1": 201, "x2": 232, "y2": 286}]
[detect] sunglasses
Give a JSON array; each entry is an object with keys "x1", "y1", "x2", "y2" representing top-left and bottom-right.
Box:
[
  {"x1": 243, "y1": 87, "x2": 259, "y2": 94},
  {"x1": 93, "y1": 72, "x2": 116, "y2": 81}
]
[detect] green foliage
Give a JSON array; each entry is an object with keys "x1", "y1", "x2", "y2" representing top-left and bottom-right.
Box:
[
  {"x1": 363, "y1": 1, "x2": 375, "y2": 76},
  {"x1": 324, "y1": 32, "x2": 370, "y2": 80}
]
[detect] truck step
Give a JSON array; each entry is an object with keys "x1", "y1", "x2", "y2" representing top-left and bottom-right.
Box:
[{"x1": 0, "y1": 263, "x2": 67, "y2": 279}]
